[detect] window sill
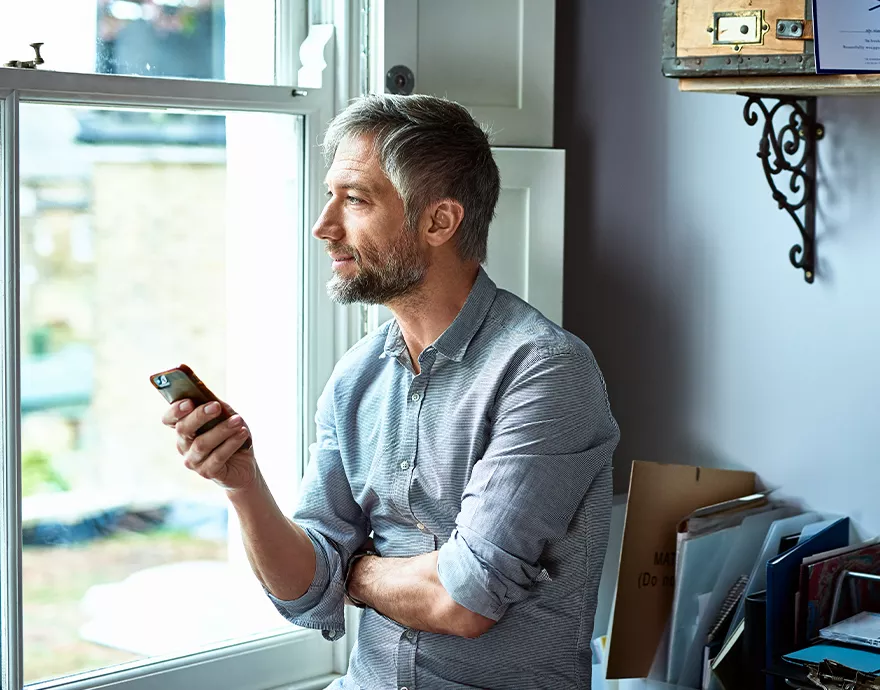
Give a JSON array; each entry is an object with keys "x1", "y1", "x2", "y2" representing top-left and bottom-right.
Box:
[{"x1": 27, "y1": 629, "x2": 334, "y2": 690}]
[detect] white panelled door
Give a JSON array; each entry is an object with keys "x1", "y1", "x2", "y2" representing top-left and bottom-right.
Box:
[
  {"x1": 486, "y1": 148, "x2": 565, "y2": 325},
  {"x1": 377, "y1": 0, "x2": 556, "y2": 147}
]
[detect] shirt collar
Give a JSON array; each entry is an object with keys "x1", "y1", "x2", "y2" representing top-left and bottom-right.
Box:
[{"x1": 381, "y1": 267, "x2": 497, "y2": 363}]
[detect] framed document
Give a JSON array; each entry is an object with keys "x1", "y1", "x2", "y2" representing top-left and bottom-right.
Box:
[{"x1": 814, "y1": 0, "x2": 880, "y2": 73}]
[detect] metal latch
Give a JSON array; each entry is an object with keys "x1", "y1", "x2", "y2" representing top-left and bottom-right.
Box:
[
  {"x1": 710, "y1": 10, "x2": 769, "y2": 50},
  {"x1": 5, "y1": 43, "x2": 44, "y2": 69},
  {"x1": 777, "y1": 19, "x2": 814, "y2": 40}
]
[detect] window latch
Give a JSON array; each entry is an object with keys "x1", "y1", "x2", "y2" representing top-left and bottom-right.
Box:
[{"x1": 5, "y1": 43, "x2": 44, "y2": 69}]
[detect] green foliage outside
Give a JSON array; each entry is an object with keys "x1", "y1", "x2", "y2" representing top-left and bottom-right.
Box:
[{"x1": 22, "y1": 449, "x2": 70, "y2": 497}]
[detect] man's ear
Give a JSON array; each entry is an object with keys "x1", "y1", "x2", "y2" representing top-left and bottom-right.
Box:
[{"x1": 422, "y1": 199, "x2": 465, "y2": 248}]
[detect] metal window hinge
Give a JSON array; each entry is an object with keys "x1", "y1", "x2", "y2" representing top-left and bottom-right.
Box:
[{"x1": 5, "y1": 43, "x2": 44, "y2": 69}]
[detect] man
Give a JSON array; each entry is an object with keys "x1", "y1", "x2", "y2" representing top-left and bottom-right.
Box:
[{"x1": 163, "y1": 94, "x2": 619, "y2": 689}]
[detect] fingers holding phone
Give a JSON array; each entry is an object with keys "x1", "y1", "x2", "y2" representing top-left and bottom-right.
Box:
[
  {"x1": 153, "y1": 366, "x2": 257, "y2": 492},
  {"x1": 181, "y1": 402, "x2": 256, "y2": 491},
  {"x1": 169, "y1": 397, "x2": 256, "y2": 492}
]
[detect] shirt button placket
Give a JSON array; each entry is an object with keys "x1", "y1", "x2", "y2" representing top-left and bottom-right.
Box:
[
  {"x1": 397, "y1": 629, "x2": 417, "y2": 690},
  {"x1": 392, "y1": 376, "x2": 420, "y2": 511},
  {"x1": 404, "y1": 367, "x2": 428, "y2": 541}
]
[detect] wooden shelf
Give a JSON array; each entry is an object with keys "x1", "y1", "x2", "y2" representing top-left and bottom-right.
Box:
[{"x1": 679, "y1": 74, "x2": 880, "y2": 96}]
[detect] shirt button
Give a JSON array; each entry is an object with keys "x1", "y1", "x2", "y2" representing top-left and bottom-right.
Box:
[
  {"x1": 410, "y1": 392, "x2": 421, "y2": 402},
  {"x1": 406, "y1": 630, "x2": 416, "y2": 640},
  {"x1": 416, "y1": 522, "x2": 426, "y2": 531},
  {"x1": 400, "y1": 460, "x2": 410, "y2": 470}
]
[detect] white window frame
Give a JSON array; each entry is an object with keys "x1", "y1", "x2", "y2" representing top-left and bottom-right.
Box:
[{"x1": 0, "y1": 4, "x2": 363, "y2": 689}]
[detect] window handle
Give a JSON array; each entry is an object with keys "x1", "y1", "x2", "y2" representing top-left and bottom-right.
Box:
[{"x1": 5, "y1": 42, "x2": 44, "y2": 69}]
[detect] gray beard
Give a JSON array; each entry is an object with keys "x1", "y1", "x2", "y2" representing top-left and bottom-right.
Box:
[
  {"x1": 327, "y1": 247, "x2": 428, "y2": 305},
  {"x1": 327, "y1": 264, "x2": 427, "y2": 304}
]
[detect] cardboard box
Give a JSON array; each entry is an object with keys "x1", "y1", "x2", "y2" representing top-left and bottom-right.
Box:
[{"x1": 605, "y1": 461, "x2": 756, "y2": 680}]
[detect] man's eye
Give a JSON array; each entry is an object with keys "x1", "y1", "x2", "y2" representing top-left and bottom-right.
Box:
[{"x1": 346, "y1": 196, "x2": 364, "y2": 206}]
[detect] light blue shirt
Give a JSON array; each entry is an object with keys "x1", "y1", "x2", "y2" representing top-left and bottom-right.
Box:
[{"x1": 268, "y1": 268, "x2": 620, "y2": 689}]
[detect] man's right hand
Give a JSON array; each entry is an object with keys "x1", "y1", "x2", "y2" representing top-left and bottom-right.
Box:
[{"x1": 162, "y1": 399, "x2": 257, "y2": 493}]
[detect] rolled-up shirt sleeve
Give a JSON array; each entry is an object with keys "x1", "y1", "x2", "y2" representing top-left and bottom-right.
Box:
[
  {"x1": 437, "y1": 347, "x2": 620, "y2": 621},
  {"x1": 264, "y1": 383, "x2": 369, "y2": 640}
]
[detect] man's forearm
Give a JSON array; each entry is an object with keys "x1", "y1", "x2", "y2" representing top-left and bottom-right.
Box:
[
  {"x1": 228, "y1": 471, "x2": 317, "y2": 601},
  {"x1": 347, "y1": 551, "x2": 495, "y2": 639}
]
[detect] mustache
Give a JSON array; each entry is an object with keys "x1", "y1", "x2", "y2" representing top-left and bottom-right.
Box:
[{"x1": 325, "y1": 243, "x2": 362, "y2": 264}]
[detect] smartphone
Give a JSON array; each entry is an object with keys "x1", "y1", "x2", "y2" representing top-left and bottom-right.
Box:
[{"x1": 150, "y1": 364, "x2": 252, "y2": 450}]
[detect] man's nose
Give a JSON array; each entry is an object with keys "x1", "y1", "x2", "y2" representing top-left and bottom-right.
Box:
[{"x1": 312, "y1": 202, "x2": 344, "y2": 242}]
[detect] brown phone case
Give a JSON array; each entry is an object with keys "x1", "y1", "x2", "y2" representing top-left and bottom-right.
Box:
[{"x1": 149, "y1": 364, "x2": 252, "y2": 450}]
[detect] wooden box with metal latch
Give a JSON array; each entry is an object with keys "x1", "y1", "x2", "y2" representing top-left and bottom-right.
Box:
[{"x1": 663, "y1": 0, "x2": 816, "y2": 77}]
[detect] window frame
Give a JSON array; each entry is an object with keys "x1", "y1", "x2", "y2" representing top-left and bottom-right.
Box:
[{"x1": 0, "y1": 4, "x2": 358, "y2": 688}]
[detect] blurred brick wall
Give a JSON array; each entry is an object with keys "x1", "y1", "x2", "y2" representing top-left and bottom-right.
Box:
[{"x1": 89, "y1": 161, "x2": 227, "y2": 501}]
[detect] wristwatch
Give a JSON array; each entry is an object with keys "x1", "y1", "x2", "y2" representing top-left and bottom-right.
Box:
[{"x1": 343, "y1": 550, "x2": 377, "y2": 609}]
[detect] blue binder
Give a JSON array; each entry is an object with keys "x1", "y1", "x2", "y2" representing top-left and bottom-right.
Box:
[{"x1": 765, "y1": 517, "x2": 850, "y2": 690}]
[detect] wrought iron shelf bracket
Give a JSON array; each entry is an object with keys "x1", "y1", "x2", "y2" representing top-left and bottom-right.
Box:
[{"x1": 739, "y1": 93, "x2": 824, "y2": 284}]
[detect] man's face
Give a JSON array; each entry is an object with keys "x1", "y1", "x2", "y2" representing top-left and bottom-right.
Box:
[{"x1": 312, "y1": 134, "x2": 429, "y2": 305}]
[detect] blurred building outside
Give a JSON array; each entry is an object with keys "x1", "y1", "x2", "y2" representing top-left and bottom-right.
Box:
[{"x1": 14, "y1": 1, "x2": 302, "y2": 683}]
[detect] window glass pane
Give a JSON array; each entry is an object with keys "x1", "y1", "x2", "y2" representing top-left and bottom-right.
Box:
[
  {"x1": 19, "y1": 102, "x2": 305, "y2": 685},
  {"x1": 0, "y1": 1, "x2": 306, "y2": 85}
]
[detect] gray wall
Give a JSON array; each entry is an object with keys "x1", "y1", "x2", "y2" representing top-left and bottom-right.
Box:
[{"x1": 556, "y1": 1, "x2": 880, "y2": 536}]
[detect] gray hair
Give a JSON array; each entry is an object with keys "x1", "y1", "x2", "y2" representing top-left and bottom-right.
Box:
[{"x1": 321, "y1": 94, "x2": 501, "y2": 264}]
